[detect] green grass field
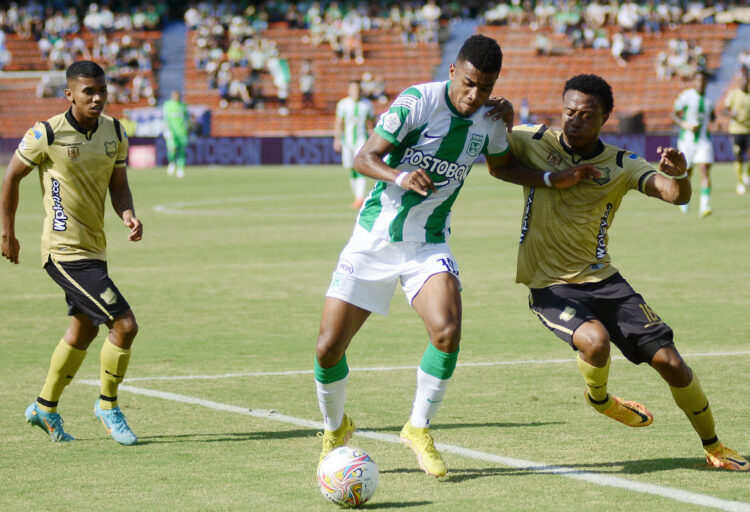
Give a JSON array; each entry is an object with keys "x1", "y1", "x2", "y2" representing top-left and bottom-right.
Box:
[{"x1": 2, "y1": 163, "x2": 749, "y2": 511}]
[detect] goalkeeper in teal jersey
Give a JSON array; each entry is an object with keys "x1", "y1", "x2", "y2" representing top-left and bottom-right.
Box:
[{"x1": 163, "y1": 90, "x2": 189, "y2": 178}]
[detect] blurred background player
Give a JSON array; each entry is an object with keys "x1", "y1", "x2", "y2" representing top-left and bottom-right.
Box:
[
  {"x1": 333, "y1": 80, "x2": 375, "y2": 209},
  {"x1": 502, "y1": 73, "x2": 747, "y2": 471},
  {"x1": 0, "y1": 60, "x2": 143, "y2": 446},
  {"x1": 672, "y1": 70, "x2": 715, "y2": 217},
  {"x1": 163, "y1": 89, "x2": 189, "y2": 178},
  {"x1": 724, "y1": 67, "x2": 750, "y2": 195}
]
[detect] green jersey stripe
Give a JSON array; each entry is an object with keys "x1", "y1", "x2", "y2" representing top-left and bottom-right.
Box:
[
  {"x1": 389, "y1": 190, "x2": 428, "y2": 242},
  {"x1": 358, "y1": 181, "x2": 387, "y2": 231},
  {"x1": 434, "y1": 117, "x2": 473, "y2": 163},
  {"x1": 425, "y1": 183, "x2": 463, "y2": 243}
]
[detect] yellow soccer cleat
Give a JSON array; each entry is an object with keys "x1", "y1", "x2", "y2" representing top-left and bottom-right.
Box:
[
  {"x1": 400, "y1": 421, "x2": 447, "y2": 478},
  {"x1": 318, "y1": 414, "x2": 355, "y2": 463},
  {"x1": 586, "y1": 392, "x2": 653, "y2": 427},
  {"x1": 704, "y1": 443, "x2": 749, "y2": 471}
]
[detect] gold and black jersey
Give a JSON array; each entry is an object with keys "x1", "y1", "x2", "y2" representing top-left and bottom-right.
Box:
[
  {"x1": 507, "y1": 124, "x2": 657, "y2": 289},
  {"x1": 15, "y1": 109, "x2": 129, "y2": 266}
]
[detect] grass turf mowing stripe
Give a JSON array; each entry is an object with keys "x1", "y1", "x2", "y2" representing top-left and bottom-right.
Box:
[{"x1": 76, "y1": 380, "x2": 750, "y2": 512}]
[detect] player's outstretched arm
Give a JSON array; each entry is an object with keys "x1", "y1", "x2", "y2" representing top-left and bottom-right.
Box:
[
  {"x1": 644, "y1": 146, "x2": 691, "y2": 204},
  {"x1": 0, "y1": 154, "x2": 34, "y2": 264},
  {"x1": 487, "y1": 153, "x2": 600, "y2": 188},
  {"x1": 354, "y1": 132, "x2": 436, "y2": 197},
  {"x1": 109, "y1": 166, "x2": 143, "y2": 242}
]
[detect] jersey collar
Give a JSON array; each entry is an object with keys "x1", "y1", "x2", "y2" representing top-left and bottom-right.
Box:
[
  {"x1": 559, "y1": 133, "x2": 604, "y2": 162},
  {"x1": 65, "y1": 108, "x2": 100, "y2": 139},
  {"x1": 444, "y1": 80, "x2": 470, "y2": 118}
]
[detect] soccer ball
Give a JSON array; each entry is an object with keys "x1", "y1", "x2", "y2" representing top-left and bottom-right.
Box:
[{"x1": 318, "y1": 447, "x2": 379, "y2": 508}]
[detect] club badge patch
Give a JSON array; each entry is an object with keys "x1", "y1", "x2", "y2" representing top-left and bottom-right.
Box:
[
  {"x1": 104, "y1": 141, "x2": 117, "y2": 158},
  {"x1": 68, "y1": 147, "x2": 79, "y2": 160},
  {"x1": 467, "y1": 133, "x2": 483, "y2": 157}
]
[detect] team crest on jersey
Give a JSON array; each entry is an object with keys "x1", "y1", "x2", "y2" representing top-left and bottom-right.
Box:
[
  {"x1": 104, "y1": 140, "x2": 117, "y2": 158},
  {"x1": 546, "y1": 151, "x2": 564, "y2": 168},
  {"x1": 467, "y1": 133, "x2": 483, "y2": 157},
  {"x1": 593, "y1": 167, "x2": 611, "y2": 185},
  {"x1": 67, "y1": 147, "x2": 79, "y2": 160}
]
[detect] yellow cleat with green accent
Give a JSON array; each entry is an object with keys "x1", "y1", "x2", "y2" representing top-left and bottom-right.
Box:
[
  {"x1": 400, "y1": 420, "x2": 447, "y2": 478},
  {"x1": 318, "y1": 414, "x2": 355, "y2": 464}
]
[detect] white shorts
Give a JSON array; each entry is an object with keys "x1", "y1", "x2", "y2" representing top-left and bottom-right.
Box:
[
  {"x1": 678, "y1": 137, "x2": 714, "y2": 167},
  {"x1": 326, "y1": 226, "x2": 461, "y2": 316},
  {"x1": 341, "y1": 141, "x2": 365, "y2": 169}
]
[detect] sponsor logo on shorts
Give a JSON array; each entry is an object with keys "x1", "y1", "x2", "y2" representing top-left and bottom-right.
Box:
[
  {"x1": 338, "y1": 260, "x2": 354, "y2": 274},
  {"x1": 100, "y1": 287, "x2": 117, "y2": 305},
  {"x1": 559, "y1": 306, "x2": 576, "y2": 322}
]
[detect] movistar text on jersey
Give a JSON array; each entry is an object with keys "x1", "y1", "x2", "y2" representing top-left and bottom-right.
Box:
[
  {"x1": 401, "y1": 148, "x2": 469, "y2": 182},
  {"x1": 51, "y1": 178, "x2": 67, "y2": 232}
]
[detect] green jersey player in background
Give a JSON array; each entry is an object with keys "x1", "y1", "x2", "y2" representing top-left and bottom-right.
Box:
[
  {"x1": 499, "y1": 73, "x2": 747, "y2": 471},
  {"x1": 672, "y1": 70, "x2": 715, "y2": 217},
  {"x1": 334, "y1": 80, "x2": 375, "y2": 209},
  {"x1": 314, "y1": 35, "x2": 598, "y2": 478},
  {"x1": 163, "y1": 90, "x2": 190, "y2": 178},
  {"x1": 1, "y1": 61, "x2": 143, "y2": 446}
]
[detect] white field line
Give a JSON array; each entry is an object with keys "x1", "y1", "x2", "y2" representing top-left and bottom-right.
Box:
[
  {"x1": 76, "y1": 380, "x2": 750, "y2": 512},
  {"x1": 121, "y1": 350, "x2": 750, "y2": 383},
  {"x1": 152, "y1": 193, "x2": 341, "y2": 215}
]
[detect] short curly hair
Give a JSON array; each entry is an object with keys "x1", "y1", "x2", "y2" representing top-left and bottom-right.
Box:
[
  {"x1": 563, "y1": 74, "x2": 614, "y2": 115},
  {"x1": 457, "y1": 35, "x2": 503, "y2": 74}
]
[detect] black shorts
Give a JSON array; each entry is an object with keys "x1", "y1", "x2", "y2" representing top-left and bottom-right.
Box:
[
  {"x1": 732, "y1": 133, "x2": 750, "y2": 155},
  {"x1": 45, "y1": 257, "x2": 131, "y2": 325},
  {"x1": 529, "y1": 273, "x2": 674, "y2": 364}
]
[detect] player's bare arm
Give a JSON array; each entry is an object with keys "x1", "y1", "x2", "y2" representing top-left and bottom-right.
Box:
[
  {"x1": 109, "y1": 166, "x2": 142, "y2": 242},
  {"x1": 354, "y1": 132, "x2": 436, "y2": 197},
  {"x1": 486, "y1": 152, "x2": 600, "y2": 188},
  {"x1": 484, "y1": 96, "x2": 514, "y2": 132},
  {"x1": 1, "y1": 154, "x2": 34, "y2": 264},
  {"x1": 644, "y1": 146, "x2": 691, "y2": 204}
]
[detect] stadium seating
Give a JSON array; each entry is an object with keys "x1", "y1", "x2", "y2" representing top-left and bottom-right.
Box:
[
  {"x1": 184, "y1": 25, "x2": 441, "y2": 137},
  {"x1": 478, "y1": 23, "x2": 738, "y2": 132}
]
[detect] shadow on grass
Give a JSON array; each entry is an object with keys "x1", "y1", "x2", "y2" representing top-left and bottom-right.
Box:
[
  {"x1": 135, "y1": 428, "x2": 315, "y2": 444},
  {"x1": 425, "y1": 457, "x2": 719, "y2": 484},
  {"x1": 362, "y1": 501, "x2": 432, "y2": 509},
  {"x1": 364, "y1": 421, "x2": 563, "y2": 434}
]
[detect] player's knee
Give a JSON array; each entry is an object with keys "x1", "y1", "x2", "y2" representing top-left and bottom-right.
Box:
[
  {"x1": 316, "y1": 332, "x2": 347, "y2": 367},
  {"x1": 114, "y1": 314, "x2": 139, "y2": 339},
  {"x1": 573, "y1": 322, "x2": 609, "y2": 360},
  {"x1": 429, "y1": 320, "x2": 461, "y2": 353},
  {"x1": 650, "y1": 346, "x2": 688, "y2": 380}
]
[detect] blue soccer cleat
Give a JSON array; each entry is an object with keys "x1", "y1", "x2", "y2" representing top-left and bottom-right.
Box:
[
  {"x1": 25, "y1": 402, "x2": 75, "y2": 442},
  {"x1": 94, "y1": 400, "x2": 137, "y2": 446}
]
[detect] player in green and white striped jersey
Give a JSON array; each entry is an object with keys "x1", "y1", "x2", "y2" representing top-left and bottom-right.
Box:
[
  {"x1": 334, "y1": 80, "x2": 375, "y2": 209},
  {"x1": 314, "y1": 35, "x2": 598, "y2": 478},
  {"x1": 672, "y1": 70, "x2": 715, "y2": 217}
]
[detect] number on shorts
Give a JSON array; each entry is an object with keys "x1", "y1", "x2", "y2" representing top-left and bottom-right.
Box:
[{"x1": 438, "y1": 257, "x2": 459, "y2": 276}]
